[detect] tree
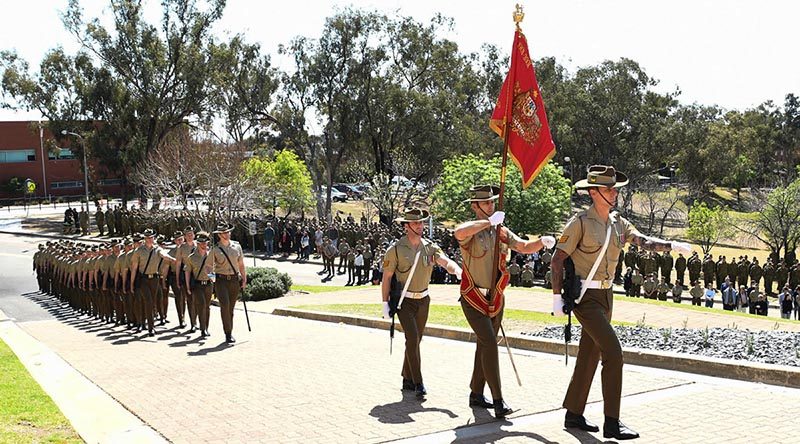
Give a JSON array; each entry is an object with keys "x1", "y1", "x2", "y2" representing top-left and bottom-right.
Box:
[
  {"x1": 635, "y1": 176, "x2": 684, "y2": 236},
  {"x1": 242, "y1": 150, "x2": 314, "y2": 219},
  {"x1": 208, "y1": 36, "x2": 280, "y2": 144},
  {"x1": 130, "y1": 130, "x2": 256, "y2": 228},
  {"x1": 686, "y1": 202, "x2": 728, "y2": 255},
  {"x1": 431, "y1": 154, "x2": 570, "y2": 235},
  {"x1": 740, "y1": 179, "x2": 800, "y2": 259},
  {"x1": 2, "y1": 0, "x2": 236, "y2": 201}
]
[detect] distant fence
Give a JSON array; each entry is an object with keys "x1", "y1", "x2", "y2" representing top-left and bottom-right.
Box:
[{"x1": 0, "y1": 195, "x2": 123, "y2": 212}]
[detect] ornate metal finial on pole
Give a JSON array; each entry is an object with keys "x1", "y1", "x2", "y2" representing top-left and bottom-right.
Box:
[{"x1": 513, "y1": 4, "x2": 525, "y2": 29}]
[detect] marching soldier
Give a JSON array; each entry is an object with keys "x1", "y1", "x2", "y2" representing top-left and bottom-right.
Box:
[
  {"x1": 185, "y1": 232, "x2": 215, "y2": 337},
  {"x1": 211, "y1": 222, "x2": 247, "y2": 344},
  {"x1": 175, "y1": 227, "x2": 197, "y2": 331},
  {"x1": 551, "y1": 165, "x2": 691, "y2": 440},
  {"x1": 130, "y1": 229, "x2": 176, "y2": 336},
  {"x1": 380, "y1": 208, "x2": 461, "y2": 398},
  {"x1": 454, "y1": 185, "x2": 555, "y2": 419},
  {"x1": 161, "y1": 231, "x2": 184, "y2": 325}
]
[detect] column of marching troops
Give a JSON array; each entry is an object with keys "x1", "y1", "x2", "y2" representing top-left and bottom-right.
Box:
[{"x1": 32, "y1": 222, "x2": 246, "y2": 344}]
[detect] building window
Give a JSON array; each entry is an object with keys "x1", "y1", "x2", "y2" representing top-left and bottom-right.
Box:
[
  {"x1": 51, "y1": 181, "x2": 84, "y2": 189},
  {"x1": 0, "y1": 149, "x2": 36, "y2": 163},
  {"x1": 99, "y1": 179, "x2": 123, "y2": 186},
  {"x1": 48, "y1": 148, "x2": 76, "y2": 160}
]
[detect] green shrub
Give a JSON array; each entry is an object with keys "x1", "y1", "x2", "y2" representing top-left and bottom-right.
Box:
[{"x1": 241, "y1": 266, "x2": 292, "y2": 301}]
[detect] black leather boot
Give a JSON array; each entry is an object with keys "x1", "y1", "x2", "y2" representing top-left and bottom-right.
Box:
[
  {"x1": 468, "y1": 393, "x2": 493, "y2": 408},
  {"x1": 493, "y1": 399, "x2": 513, "y2": 419},
  {"x1": 402, "y1": 379, "x2": 415, "y2": 391},
  {"x1": 603, "y1": 417, "x2": 639, "y2": 440},
  {"x1": 415, "y1": 383, "x2": 427, "y2": 399},
  {"x1": 564, "y1": 410, "x2": 599, "y2": 432}
]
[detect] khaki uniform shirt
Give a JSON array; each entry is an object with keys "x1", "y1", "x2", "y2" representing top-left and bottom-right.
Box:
[
  {"x1": 185, "y1": 251, "x2": 214, "y2": 282},
  {"x1": 131, "y1": 245, "x2": 167, "y2": 275},
  {"x1": 458, "y1": 226, "x2": 522, "y2": 289},
  {"x1": 211, "y1": 241, "x2": 243, "y2": 275},
  {"x1": 556, "y1": 206, "x2": 640, "y2": 281},
  {"x1": 383, "y1": 237, "x2": 444, "y2": 293},
  {"x1": 176, "y1": 243, "x2": 197, "y2": 272}
]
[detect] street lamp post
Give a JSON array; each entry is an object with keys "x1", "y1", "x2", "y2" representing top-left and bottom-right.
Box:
[{"x1": 61, "y1": 130, "x2": 90, "y2": 209}]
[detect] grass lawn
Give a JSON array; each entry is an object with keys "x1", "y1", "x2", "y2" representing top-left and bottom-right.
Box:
[
  {"x1": 292, "y1": 303, "x2": 635, "y2": 331},
  {"x1": 0, "y1": 338, "x2": 81, "y2": 444}
]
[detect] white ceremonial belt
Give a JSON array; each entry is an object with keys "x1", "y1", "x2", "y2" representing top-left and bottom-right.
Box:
[
  {"x1": 405, "y1": 289, "x2": 429, "y2": 299},
  {"x1": 581, "y1": 279, "x2": 613, "y2": 289}
]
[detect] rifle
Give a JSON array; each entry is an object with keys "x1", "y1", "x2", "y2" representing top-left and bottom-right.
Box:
[{"x1": 562, "y1": 256, "x2": 581, "y2": 366}]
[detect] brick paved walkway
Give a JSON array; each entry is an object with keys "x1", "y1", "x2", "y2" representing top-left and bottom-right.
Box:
[{"x1": 17, "y1": 290, "x2": 800, "y2": 443}]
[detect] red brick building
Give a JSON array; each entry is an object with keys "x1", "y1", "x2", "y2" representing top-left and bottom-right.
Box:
[{"x1": 0, "y1": 121, "x2": 123, "y2": 199}]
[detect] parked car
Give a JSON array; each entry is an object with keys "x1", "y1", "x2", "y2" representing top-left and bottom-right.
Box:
[
  {"x1": 334, "y1": 183, "x2": 364, "y2": 200},
  {"x1": 321, "y1": 186, "x2": 348, "y2": 202}
]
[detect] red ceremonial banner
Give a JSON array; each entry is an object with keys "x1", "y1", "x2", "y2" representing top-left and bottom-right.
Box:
[{"x1": 489, "y1": 30, "x2": 556, "y2": 188}]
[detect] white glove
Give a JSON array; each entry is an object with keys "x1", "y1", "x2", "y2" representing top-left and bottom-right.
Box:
[
  {"x1": 451, "y1": 266, "x2": 463, "y2": 276},
  {"x1": 488, "y1": 211, "x2": 505, "y2": 226},
  {"x1": 382, "y1": 301, "x2": 391, "y2": 319},
  {"x1": 540, "y1": 235, "x2": 556, "y2": 249},
  {"x1": 552, "y1": 293, "x2": 566, "y2": 317},
  {"x1": 671, "y1": 241, "x2": 692, "y2": 255}
]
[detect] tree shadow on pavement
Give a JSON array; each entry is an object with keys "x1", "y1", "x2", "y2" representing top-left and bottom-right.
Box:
[{"x1": 369, "y1": 391, "x2": 459, "y2": 424}]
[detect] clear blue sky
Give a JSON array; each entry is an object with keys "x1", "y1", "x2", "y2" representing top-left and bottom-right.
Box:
[{"x1": 1, "y1": 0, "x2": 798, "y2": 121}]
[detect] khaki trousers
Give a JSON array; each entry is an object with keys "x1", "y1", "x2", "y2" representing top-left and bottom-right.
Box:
[
  {"x1": 215, "y1": 277, "x2": 239, "y2": 336},
  {"x1": 171, "y1": 280, "x2": 185, "y2": 324},
  {"x1": 563, "y1": 288, "x2": 623, "y2": 418},
  {"x1": 397, "y1": 296, "x2": 430, "y2": 384},
  {"x1": 192, "y1": 283, "x2": 213, "y2": 332},
  {"x1": 137, "y1": 277, "x2": 158, "y2": 332},
  {"x1": 460, "y1": 299, "x2": 504, "y2": 400},
  {"x1": 182, "y1": 286, "x2": 197, "y2": 328}
]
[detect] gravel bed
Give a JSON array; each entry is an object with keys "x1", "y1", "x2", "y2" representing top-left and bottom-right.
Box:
[{"x1": 522, "y1": 325, "x2": 800, "y2": 367}]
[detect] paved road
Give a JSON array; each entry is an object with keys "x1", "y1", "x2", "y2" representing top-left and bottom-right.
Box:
[{"x1": 0, "y1": 233, "x2": 56, "y2": 322}]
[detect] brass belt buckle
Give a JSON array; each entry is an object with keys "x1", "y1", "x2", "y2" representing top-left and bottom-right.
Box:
[{"x1": 601, "y1": 280, "x2": 611, "y2": 289}]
